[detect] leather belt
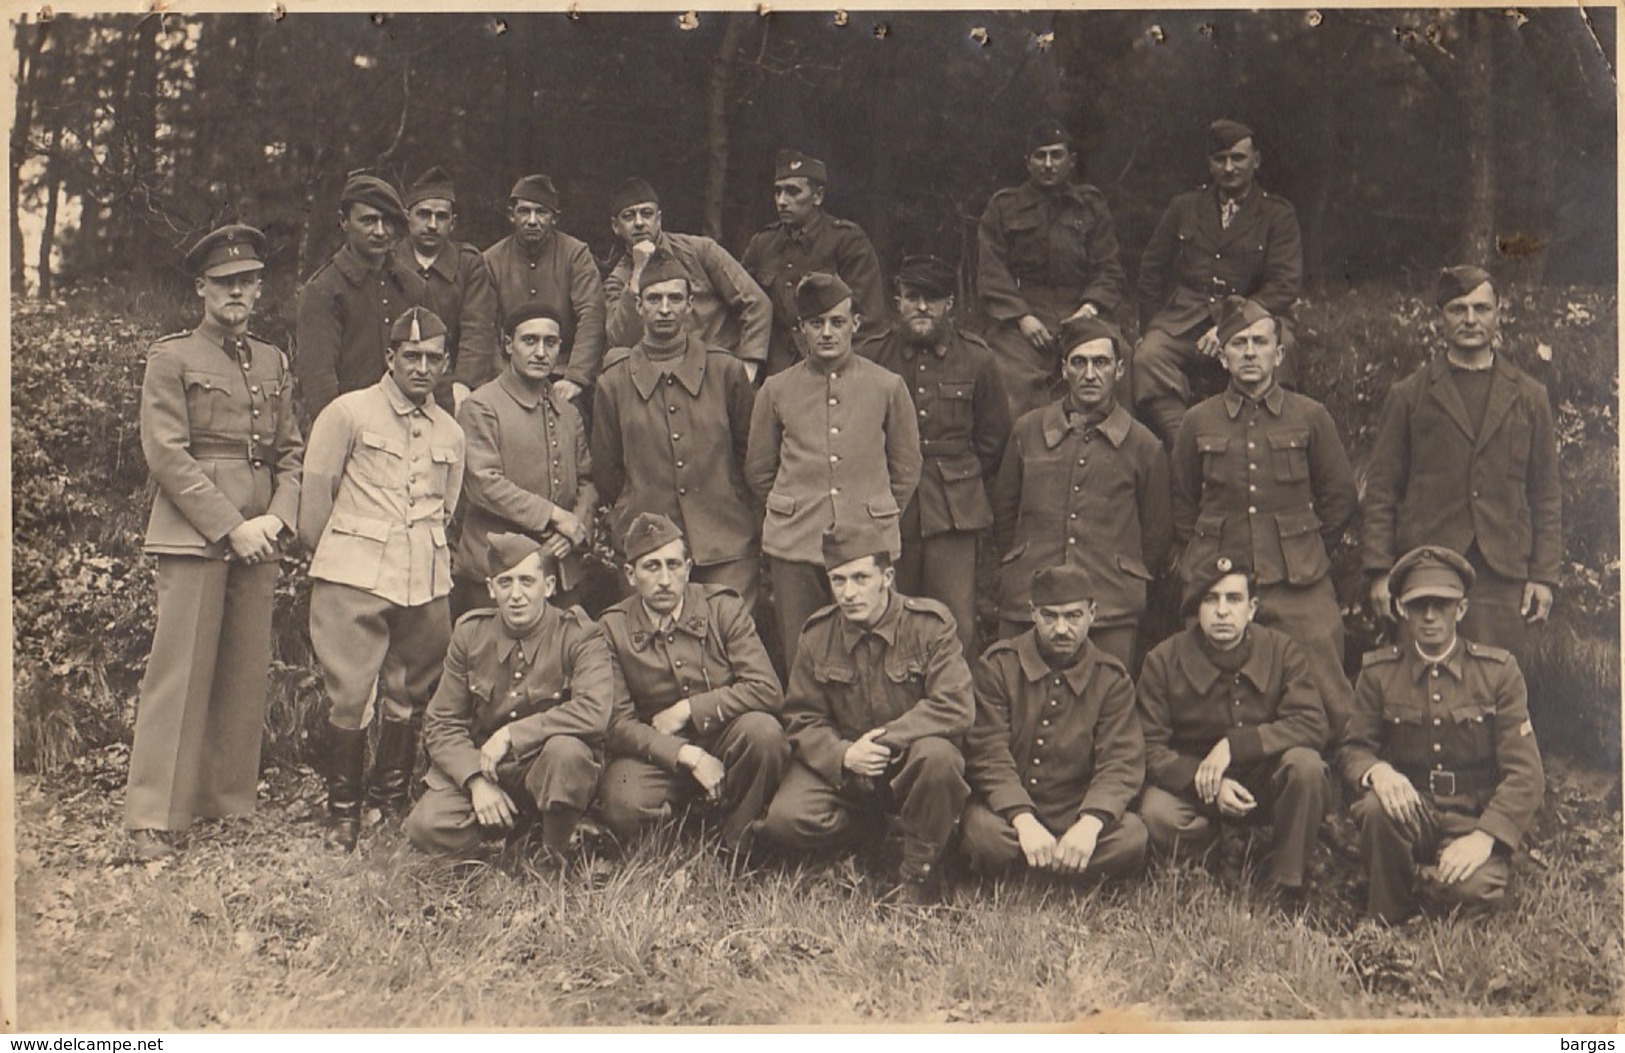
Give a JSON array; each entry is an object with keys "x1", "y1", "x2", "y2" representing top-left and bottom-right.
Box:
[
  {"x1": 189, "y1": 440, "x2": 268, "y2": 465},
  {"x1": 920, "y1": 438, "x2": 971, "y2": 457}
]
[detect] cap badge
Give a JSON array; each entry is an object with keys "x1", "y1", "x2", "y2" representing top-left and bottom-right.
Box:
[
  {"x1": 789, "y1": 160, "x2": 802, "y2": 169},
  {"x1": 1216, "y1": 557, "x2": 1233, "y2": 572}
]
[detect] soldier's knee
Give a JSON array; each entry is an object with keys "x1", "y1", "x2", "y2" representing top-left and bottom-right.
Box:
[
  {"x1": 899, "y1": 736, "x2": 966, "y2": 781},
  {"x1": 730, "y1": 712, "x2": 791, "y2": 765},
  {"x1": 1430, "y1": 855, "x2": 1510, "y2": 911},
  {"x1": 1137, "y1": 789, "x2": 1213, "y2": 854},
  {"x1": 958, "y1": 802, "x2": 1021, "y2": 872},
  {"x1": 404, "y1": 798, "x2": 480, "y2": 857},
  {"x1": 1278, "y1": 747, "x2": 1330, "y2": 789},
  {"x1": 1094, "y1": 812, "x2": 1150, "y2": 878}
]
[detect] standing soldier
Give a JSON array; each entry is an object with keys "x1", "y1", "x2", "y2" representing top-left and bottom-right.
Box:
[
  {"x1": 296, "y1": 173, "x2": 427, "y2": 424},
  {"x1": 300, "y1": 306, "x2": 465, "y2": 851},
  {"x1": 602, "y1": 177, "x2": 772, "y2": 381},
  {"x1": 858, "y1": 253, "x2": 1011, "y2": 657},
  {"x1": 759, "y1": 523, "x2": 975, "y2": 905},
  {"x1": 745, "y1": 272, "x2": 922, "y2": 673},
  {"x1": 1171, "y1": 297, "x2": 1357, "y2": 736},
  {"x1": 125, "y1": 225, "x2": 304, "y2": 860},
  {"x1": 1339, "y1": 546, "x2": 1544, "y2": 923},
  {"x1": 741, "y1": 150, "x2": 886, "y2": 378},
  {"x1": 483, "y1": 174, "x2": 606, "y2": 405},
  {"x1": 404, "y1": 533, "x2": 613, "y2": 862},
  {"x1": 977, "y1": 118, "x2": 1127, "y2": 419},
  {"x1": 991, "y1": 315, "x2": 1170, "y2": 669},
  {"x1": 594, "y1": 255, "x2": 761, "y2": 611},
  {"x1": 394, "y1": 166, "x2": 501, "y2": 411},
  {"x1": 960, "y1": 565, "x2": 1148, "y2": 882},
  {"x1": 1362, "y1": 266, "x2": 1561, "y2": 664},
  {"x1": 1134, "y1": 119, "x2": 1303, "y2": 448},
  {"x1": 594, "y1": 514, "x2": 789, "y2": 850}
]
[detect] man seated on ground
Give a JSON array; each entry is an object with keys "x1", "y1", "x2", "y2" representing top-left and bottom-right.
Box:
[
  {"x1": 1338, "y1": 545, "x2": 1544, "y2": 924},
  {"x1": 960, "y1": 565, "x2": 1147, "y2": 882},
  {"x1": 594, "y1": 513, "x2": 788, "y2": 851},
  {"x1": 1134, "y1": 554, "x2": 1331, "y2": 908},
  {"x1": 405, "y1": 533, "x2": 614, "y2": 863},
  {"x1": 759, "y1": 522, "x2": 974, "y2": 905}
]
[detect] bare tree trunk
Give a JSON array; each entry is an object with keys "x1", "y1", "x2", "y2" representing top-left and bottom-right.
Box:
[
  {"x1": 37, "y1": 123, "x2": 62, "y2": 300},
  {"x1": 11, "y1": 18, "x2": 46, "y2": 296},
  {"x1": 702, "y1": 12, "x2": 750, "y2": 242},
  {"x1": 1456, "y1": 14, "x2": 1496, "y2": 264}
]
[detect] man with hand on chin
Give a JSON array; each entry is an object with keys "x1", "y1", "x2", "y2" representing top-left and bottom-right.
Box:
[
  {"x1": 960, "y1": 565, "x2": 1147, "y2": 881},
  {"x1": 1339, "y1": 545, "x2": 1544, "y2": 923},
  {"x1": 405, "y1": 533, "x2": 613, "y2": 862}
]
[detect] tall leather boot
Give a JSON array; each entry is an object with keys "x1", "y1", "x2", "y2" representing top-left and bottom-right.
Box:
[
  {"x1": 539, "y1": 805, "x2": 583, "y2": 862},
  {"x1": 366, "y1": 716, "x2": 417, "y2": 815},
  {"x1": 324, "y1": 725, "x2": 367, "y2": 852},
  {"x1": 895, "y1": 835, "x2": 945, "y2": 906}
]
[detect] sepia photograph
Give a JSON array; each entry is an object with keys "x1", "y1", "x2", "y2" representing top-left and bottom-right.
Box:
[{"x1": 7, "y1": 3, "x2": 1620, "y2": 1030}]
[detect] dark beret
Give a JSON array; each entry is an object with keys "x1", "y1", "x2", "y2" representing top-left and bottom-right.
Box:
[
  {"x1": 1181, "y1": 553, "x2": 1255, "y2": 618},
  {"x1": 486, "y1": 532, "x2": 546, "y2": 578},
  {"x1": 184, "y1": 224, "x2": 267, "y2": 278},
  {"x1": 610, "y1": 177, "x2": 661, "y2": 216},
  {"x1": 405, "y1": 166, "x2": 456, "y2": 208},
  {"x1": 774, "y1": 149, "x2": 828, "y2": 185},
  {"x1": 502, "y1": 300, "x2": 566, "y2": 337},
  {"x1": 389, "y1": 306, "x2": 447, "y2": 345},
  {"x1": 821, "y1": 521, "x2": 889, "y2": 570},
  {"x1": 340, "y1": 174, "x2": 406, "y2": 225},
  {"x1": 794, "y1": 272, "x2": 854, "y2": 322},
  {"x1": 508, "y1": 174, "x2": 561, "y2": 211},
  {"x1": 1058, "y1": 315, "x2": 1123, "y2": 357},
  {"x1": 1030, "y1": 564, "x2": 1096, "y2": 606},
  {"x1": 637, "y1": 252, "x2": 690, "y2": 293},
  {"x1": 1214, "y1": 296, "x2": 1274, "y2": 345},
  {"x1": 893, "y1": 254, "x2": 956, "y2": 300},
  {"x1": 1390, "y1": 545, "x2": 1475, "y2": 606},
  {"x1": 623, "y1": 512, "x2": 685, "y2": 563},
  {"x1": 1208, "y1": 119, "x2": 1255, "y2": 153},
  {"x1": 1025, "y1": 118, "x2": 1075, "y2": 154},
  {"x1": 1435, "y1": 265, "x2": 1495, "y2": 307}
]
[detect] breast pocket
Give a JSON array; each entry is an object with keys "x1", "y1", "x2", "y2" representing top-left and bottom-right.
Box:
[
  {"x1": 430, "y1": 444, "x2": 459, "y2": 494},
  {"x1": 881, "y1": 651, "x2": 928, "y2": 722},
  {"x1": 1267, "y1": 430, "x2": 1311, "y2": 484},
  {"x1": 182, "y1": 370, "x2": 237, "y2": 434},
  {"x1": 354, "y1": 429, "x2": 406, "y2": 488},
  {"x1": 934, "y1": 381, "x2": 976, "y2": 430},
  {"x1": 1196, "y1": 433, "x2": 1230, "y2": 488},
  {"x1": 1004, "y1": 214, "x2": 1048, "y2": 275},
  {"x1": 1447, "y1": 701, "x2": 1496, "y2": 764}
]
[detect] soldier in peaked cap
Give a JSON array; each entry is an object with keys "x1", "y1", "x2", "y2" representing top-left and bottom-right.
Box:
[
  {"x1": 592, "y1": 513, "x2": 788, "y2": 850},
  {"x1": 857, "y1": 253, "x2": 1011, "y2": 658},
  {"x1": 745, "y1": 271, "x2": 923, "y2": 674},
  {"x1": 960, "y1": 564, "x2": 1149, "y2": 882},
  {"x1": 1135, "y1": 118, "x2": 1304, "y2": 449},
  {"x1": 394, "y1": 166, "x2": 500, "y2": 412},
  {"x1": 1339, "y1": 545, "x2": 1544, "y2": 923},
  {"x1": 741, "y1": 149, "x2": 886, "y2": 378},
  {"x1": 483, "y1": 174, "x2": 606, "y2": 404},
  {"x1": 1362, "y1": 266, "x2": 1561, "y2": 666},
  {"x1": 404, "y1": 533, "x2": 614, "y2": 862},
  {"x1": 977, "y1": 117, "x2": 1128, "y2": 419},
  {"x1": 124, "y1": 224, "x2": 304, "y2": 861},
  {"x1": 759, "y1": 521, "x2": 975, "y2": 905}
]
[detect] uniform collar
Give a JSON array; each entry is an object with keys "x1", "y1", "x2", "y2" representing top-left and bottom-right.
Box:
[
  {"x1": 899, "y1": 332, "x2": 950, "y2": 360},
  {"x1": 1172, "y1": 625, "x2": 1271, "y2": 693},
  {"x1": 837, "y1": 589, "x2": 901, "y2": 652},
  {"x1": 625, "y1": 584, "x2": 713, "y2": 650},
  {"x1": 1223, "y1": 381, "x2": 1284, "y2": 419},
  {"x1": 1408, "y1": 638, "x2": 1466, "y2": 681},
  {"x1": 334, "y1": 242, "x2": 390, "y2": 285},
  {"x1": 380, "y1": 373, "x2": 434, "y2": 417},
  {"x1": 395, "y1": 239, "x2": 457, "y2": 281},
  {"x1": 630, "y1": 334, "x2": 709, "y2": 399},
  {"x1": 1041, "y1": 399, "x2": 1132, "y2": 449},
  {"x1": 786, "y1": 210, "x2": 827, "y2": 243},
  {"x1": 496, "y1": 602, "x2": 561, "y2": 665},
  {"x1": 496, "y1": 369, "x2": 560, "y2": 412},
  {"x1": 1013, "y1": 629, "x2": 1100, "y2": 692}
]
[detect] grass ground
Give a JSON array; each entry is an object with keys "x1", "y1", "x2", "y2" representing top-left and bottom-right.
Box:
[{"x1": 15, "y1": 747, "x2": 1621, "y2": 1029}]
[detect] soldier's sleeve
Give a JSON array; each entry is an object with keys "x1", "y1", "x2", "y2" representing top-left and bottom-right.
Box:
[
  {"x1": 884, "y1": 375, "x2": 924, "y2": 514},
  {"x1": 561, "y1": 243, "x2": 608, "y2": 388},
  {"x1": 873, "y1": 609, "x2": 976, "y2": 751},
  {"x1": 686, "y1": 595, "x2": 784, "y2": 733},
  {"x1": 602, "y1": 260, "x2": 644, "y2": 354},
  {"x1": 975, "y1": 194, "x2": 1031, "y2": 323},
  {"x1": 456, "y1": 395, "x2": 557, "y2": 532},
  {"x1": 293, "y1": 276, "x2": 342, "y2": 421},
  {"x1": 1139, "y1": 438, "x2": 1174, "y2": 574},
  {"x1": 1137, "y1": 648, "x2": 1200, "y2": 793},
  {"x1": 590, "y1": 379, "x2": 627, "y2": 509},
  {"x1": 1336, "y1": 659, "x2": 1391, "y2": 790},
  {"x1": 990, "y1": 427, "x2": 1024, "y2": 556},
  {"x1": 1135, "y1": 201, "x2": 1181, "y2": 328},
  {"x1": 1308, "y1": 401, "x2": 1358, "y2": 544},
  {"x1": 443, "y1": 416, "x2": 466, "y2": 519},
  {"x1": 1476, "y1": 656, "x2": 1545, "y2": 848},
  {"x1": 266, "y1": 350, "x2": 306, "y2": 532},
  {"x1": 972, "y1": 350, "x2": 1013, "y2": 481},
  {"x1": 423, "y1": 625, "x2": 485, "y2": 788},
  {"x1": 1226, "y1": 637, "x2": 1328, "y2": 762},
  {"x1": 568, "y1": 403, "x2": 598, "y2": 526},
  {"x1": 743, "y1": 381, "x2": 783, "y2": 502},
  {"x1": 838, "y1": 230, "x2": 887, "y2": 330},
  {"x1": 139, "y1": 347, "x2": 247, "y2": 543},
  {"x1": 295, "y1": 399, "x2": 353, "y2": 553},
  {"x1": 725, "y1": 358, "x2": 757, "y2": 486},
  {"x1": 782, "y1": 629, "x2": 854, "y2": 785},
  {"x1": 603, "y1": 638, "x2": 689, "y2": 771},
  {"x1": 1252, "y1": 199, "x2": 1303, "y2": 316},
  {"x1": 700, "y1": 237, "x2": 773, "y2": 366},
  {"x1": 1078, "y1": 193, "x2": 1127, "y2": 315},
  {"x1": 1525, "y1": 384, "x2": 1563, "y2": 587},
  {"x1": 965, "y1": 651, "x2": 1036, "y2": 818},
  {"x1": 1168, "y1": 412, "x2": 1203, "y2": 551},
  {"x1": 1078, "y1": 667, "x2": 1146, "y2": 824},
  {"x1": 507, "y1": 616, "x2": 616, "y2": 756},
  {"x1": 1360, "y1": 381, "x2": 1413, "y2": 574},
  {"x1": 453, "y1": 250, "x2": 501, "y2": 390}
]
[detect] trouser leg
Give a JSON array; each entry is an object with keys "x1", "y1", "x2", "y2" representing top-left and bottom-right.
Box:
[
  {"x1": 1132, "y1": 329, "x2": 1199, "y2": 448},
  {"x1": 403, "y1": 784, "x2": 489, "y2": 858},
  {"x1": 1087, "y1": 812, "x2": 1151, "y2": 880},
  {"x1": 521, "y1": 734, "x2": 602, "y2": 853},
  {"x1": 377, "y1": 598, "x2": 452, "y2": 724},
  {"x1": 985, "y1": 319, "x2": 1059, "y2": 421},
  {"x1": 889, "y1": 736, "x2": 970, "y2": 880},
  {"x1": 194, "y1": 560, "x2": 279, "y2": 819},
  {"x1": 1137, "y1": 784, "x2": 1216, "y2": 862},
  {"x1": 1352, "y1": 790, "x2": 1419, "y2": 923},
  {"x1": 710, "y1": 711, "x2": 792, "y2": 846},
  {"x1": 309, "y1": 582, "x2": 394, "y2": 731},
  {"x1": 1264, "y1": 747, "x2": 1331, "y2": 889},
  {"x1": 1421, "y1": 844, "x2": 1510, "y2": 912},
  {"x1": 448, "y1": 577, "x2": 493, "y2": 624},
  {"x1": 1255, "y1": 579, "x2": 1354, "y2": 742},
  {"x1": 594, "y1": 756, "x2": 687, "y2": 843},
  {"x1": 959, "y1": 799, "x2": 1026, "y2": 874},
  {"x1": 997, "y1": 617, "x2": 1031, "y2": 642},
  {"x1": 759, "y1": 760, "x2": 859, "y2": 852},
  {"x1": 767, "y1": 557, "x2": 831, "y2": 673},
  {"x1": 692, "y1": 555, "x2": 762, "y2": 620},
  {"x1": 917, "y1": 530, "x2": 980, "y2": 660},
  {"x1": 1461, "y1": 551, "x2": 1530, "y2": 664},
  {"x1": 1088, "y1": 623, "x2": 1139, "y2": 674}
]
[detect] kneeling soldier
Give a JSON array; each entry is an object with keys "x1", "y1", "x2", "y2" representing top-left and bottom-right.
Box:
[
  {"x1": 759, "y1": 522, "x2": 975, "y2": 904},
  {"x1": 961, "y1": 565, "x2": 1148, "y2": 881},
  {"x1": 595, "y1": 513, "x2": 789, "y2": 849},
  {"x1": 1338, "y1": 545, "x2": 1544, "y2": 924},
  {"x1": 1135, "y1": 554, "x2": 1331, "y2": 903},
  {"x1": 405, "y1": 533, "x2": 614, "y2": 860}
]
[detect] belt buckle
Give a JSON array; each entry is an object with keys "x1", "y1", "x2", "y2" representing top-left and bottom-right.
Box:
[{"x1": 1428, "y1": 770, "x2": 1457, "y2": 796}]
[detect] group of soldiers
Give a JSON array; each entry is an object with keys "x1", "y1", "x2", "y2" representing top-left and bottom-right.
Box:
[{"x1": 125, "y1": 116, "x2": 1558, "y2": 923}]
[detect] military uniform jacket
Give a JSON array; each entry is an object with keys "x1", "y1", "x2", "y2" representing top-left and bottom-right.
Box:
[
  {"x1": 141, "y1": 326, "x2": 304, "y2": 556},
  {"x1": 1136, "y1": 186, "x2": 1302, "y2": 337},
  {"x1": 967, "y1": 632, "x2": 1144, "y2": 831},
  {"x1": 295, "y1": 244, "x2": 429, "y2": 421},
  {"x1": 299, "y1": 375, "x2": 464, "y2": 606},
  {"x1": 992, "y1": 400, "x2": 1171, "y2": 624},
  {"x1": 740, "y1": 210, "x2": 887, "y2": 366},
  {"x1": 1361, "y1": 353, "x2": 1562, "y2": 586},
  {"x1": 784, "y1": 590, "x2": 975, "y2": 786},
  {"x1": 393, "y1": 239, "x2": 501, "y2": 392},
  {"x1": 745, "y1": 353, "x2": 923, "y2": 564},
  {"x1": 1172, "y1": 383, "x2": 1356, "y2": 588},
  {"x1": 455, "y1": 371, "x2": 596, "y2": 583},
  {"x1": 857, "y1": 324, "x2": 1011, "y2": 538},
  {"x1": 592, "y1": 335, "x2": 758, "y2": 566},
  {"x1": 603, "y1": 232, "x2": 773, "y2": 365},
  {"x1": 1340, "y1": 639, "x2": 1544, "y2": 849},
  {"x1": 422, "y1": 603, "x2": 615, "y2": 791},
  {"x1": 483, "y1": 232, "x2": 607, "y2": 388},
  {"x1": 601, "y1": 583, "x2": 784, "y2": 771},
  {"x1": 1137, "y1": 625, "x2": 1328, "y2": 795},
  {"x1": 977, "y1": 179, "x2": 1126, "y2": 324}
]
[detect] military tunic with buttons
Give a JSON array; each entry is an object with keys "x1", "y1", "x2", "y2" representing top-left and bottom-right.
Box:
[
  {"x1": 295, "y1": 243, "x2": 429, "y2": 422},
  {"x1": 393, "y1": 239, "x2": 501, "y2": 399},
  {"x1": 483, "y1": 231, "x2": 607, "y2": 389},
  {"x1": 404, "y1": 603, "x2": 614, "y2": 856}
]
